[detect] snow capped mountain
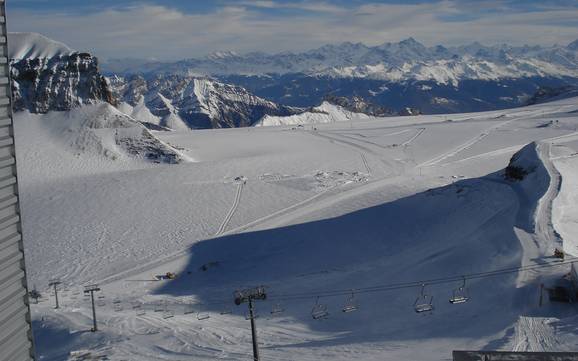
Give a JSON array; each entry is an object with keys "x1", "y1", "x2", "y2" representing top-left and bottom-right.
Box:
[
  {"x1": 8, "y1": 32, "x2": 74, "y2": 60},
  {"x1": 110, "y1": 75, "x2": 301, "y2": 129},
  {"x1": 103, "y1": 38, "x2": 578, "y2": 86},
  {"x1": 256, "y1": 101, "x2": 370, "y2": 127},
  {"x1": 10, "y1": 32, "x2": 115, "y2": 113}
]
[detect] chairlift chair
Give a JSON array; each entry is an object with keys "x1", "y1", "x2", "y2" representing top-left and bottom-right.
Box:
[
  {"x1": 220, "y1": 309, "x2": 232, "y2": 315},
  {"x1": 162, "y1": 310, "x2": 174, "y2": 319},
  {"x1": 197, "y1": 312, "x2": 210, "y2": 321},
  {"x1": 342, "y1": 291, "x2": 358, "y2": 313},
  {"x1": 270, "y1": 303, "x2": 285, "y2": 315},
  {"x1": 184, "y1": 304, "x2": 195, "y2": 315},
  {"x1": 414, "y1": 284, "x2": 434, "y2": 313},
  {"x1": 311, "y1": 297, "x2": 329, "y2": 320},
  {"x1": 245, "y1": 311, "x2": 259, "y2": 320},
  {"x1": 114, "y1": 304, "x2": 123, "y2": 312},
  {"x1": 154, "y1": 303, "x2": 164, "y2": 312},
  {"x1": 449, "y1": 277, "x2": 470, "y2": 304}
]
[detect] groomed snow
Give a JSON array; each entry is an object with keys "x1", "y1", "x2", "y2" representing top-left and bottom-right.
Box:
[{"x1": 15, "y1": 96, "x2": 578, "y2": 360}]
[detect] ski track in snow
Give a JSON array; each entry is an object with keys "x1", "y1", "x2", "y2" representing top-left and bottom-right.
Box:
[
  {"x1": 359, "y1": 153, "x2": 371, "y2": 174},
  {"x1": 418, "y1": 119, "x2": 514, "y2": 167},
  {"x1": 400, "y1": 127, "x2": 426, "y2": 147},
  {"x1": 215, "y1": 181, "x2": 244, "y2": 236}
]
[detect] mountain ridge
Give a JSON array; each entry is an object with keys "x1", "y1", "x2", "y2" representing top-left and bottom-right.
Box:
[{"x1": 101, "y1": 37, "x2": 578, "y2": 85}]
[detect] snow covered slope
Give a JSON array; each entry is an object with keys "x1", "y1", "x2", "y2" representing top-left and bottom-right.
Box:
[
  {"x1": 16, "y1": 96, "x2": 578, "y2": 360},
  {"x1": 15, "y1": 103, "x2": 186, "y2": 181},
  {"x1": 256, "y1": 101, "x2": 369, "y2": 126}
]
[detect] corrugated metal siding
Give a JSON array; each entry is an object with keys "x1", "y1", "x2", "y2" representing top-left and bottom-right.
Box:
[{"x1": 0, "y1": 0, "x2": 35, "y2": 360}]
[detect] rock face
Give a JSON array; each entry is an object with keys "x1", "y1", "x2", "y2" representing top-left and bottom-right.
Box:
[
  {"x1": 110, "y1": 75, "x2": 301, "y2": 129},
  {"x1": 526, "y1": 86, "x2": 578, "y2": 105},
  {"x1": 11, "y1": 53, "x2": 115, "y2": 113},
  {"x1": 9, "y1": 33, "x2": 115, "y2": 113},
  {"x1": 323, "y1": 95, "x2": 394, "y2": 117},
  {"x1": 398, "y1": 107, "x2": 422, "y2": 116}
]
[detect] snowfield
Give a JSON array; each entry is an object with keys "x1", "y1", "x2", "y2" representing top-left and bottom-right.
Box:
[{"x1": 15, "y1": 96, "x2": 578, "y2": 360}]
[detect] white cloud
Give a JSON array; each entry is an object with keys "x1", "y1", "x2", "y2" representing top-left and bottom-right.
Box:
[{"x1": 7, "y1": 1, "x2": 578, "y2": 61}]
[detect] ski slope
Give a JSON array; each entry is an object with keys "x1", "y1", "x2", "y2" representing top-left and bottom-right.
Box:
[{"x1": 14, "y1": 96, "x2": 578, "y2": 360}]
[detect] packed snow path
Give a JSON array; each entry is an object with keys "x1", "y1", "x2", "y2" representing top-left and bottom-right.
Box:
[{"x1": 215, "y1": 178, "x2": 245, "y2": 236}]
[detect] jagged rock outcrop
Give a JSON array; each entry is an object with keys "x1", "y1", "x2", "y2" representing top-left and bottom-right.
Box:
[
  {"x1": 323, "y1": 95, "x2": 394, "y2": 116},
  {"x1": 11, "y1": 53, "x2": 115, "y2": 113},
  {"x1": 9, "y1": 33, "x2": 115, "y2": 113},
  {"x1": 110, "y1": 75, "x2": 301, "y2": 129},
  {"x1": 398, "y1": 107, "x2": 422, "y2": 116},
  {"x1": 526, "y1": 86, "x2": 578, "y2": 105}
]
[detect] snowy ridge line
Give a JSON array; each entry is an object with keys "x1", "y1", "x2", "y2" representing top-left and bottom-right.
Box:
[
  {"x1": 215, "y1": 181, "x2": 244, "y2": 236},
  {"x1": 535, "y1": 142, "x2": 563, "y2": 247}
]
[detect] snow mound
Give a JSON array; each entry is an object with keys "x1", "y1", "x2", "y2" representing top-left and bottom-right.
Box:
[
  {"x1": 8, "y1": 32, "x2": 75, "y2": 60},
  {"x1": 504, "y1": 142, "x2": 551, "y2": 232},
  {"x1": 255, "y1": 101, "x2": 370, "y2": 127},
  {"x1": 17, "y1": 103, "x2": 188, "y2": 170}
]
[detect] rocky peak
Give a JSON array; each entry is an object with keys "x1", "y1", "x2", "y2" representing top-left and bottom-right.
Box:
[
  {"x1": 324, "y1": 95, "x2": 394, "y2": 117},
  {"x1": 9, "y1": 32, "x2": 116, "y2": 113}
]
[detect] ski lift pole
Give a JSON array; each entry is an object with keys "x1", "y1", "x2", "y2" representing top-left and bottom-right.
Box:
[
  {"x1": 83, "y1": 284, "x2": 101, "y2": 332},
  {"x1": 48, "y1": 279, "x2": 61, "y2": 309},
  {"x1": 234, "y1": 286, "x2": 267, "y2": 361},
  {"x1": 248, "y1": 297, "x2": 259, "y2": 361}
]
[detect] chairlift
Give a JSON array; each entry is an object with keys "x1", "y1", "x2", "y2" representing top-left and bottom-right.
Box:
[
  {"x1": 197, "y1": 312, "x2": 210, "y2": 321},
  {"x1": 270, "y1": 303, "x2": 285, "y2": 315},
  {"x1": 244, "y1": 311, "x2": 258, "y2": 320},
  {"x1": 220, "y1": 309, "x2": 232, "y2": 315},
  {"x1": 342, "y1": 291, "x2": 358, "y2": 313},
  {"x1": 162, "y1": 310, "x2": 174, "y2": 319},
  {"x1": 97, "y1": 300, "x2": 106, "y2": 307},
  {"x1": 184, "y1": 304, "x2": 195, "y2": 315},
  {"x1": 414, "y1": 284, "x2": 434, "y2": 313},
  {"x1": 112, "y1": 298, "x2": 121, "y2": 304},
  {"x1": 154, "y1": 303, "x2": 164, "y2": 312},
  {"x1": 311, "y1": 297, "x2": 329, "y2": 320},
  {"x1": 449, "y1": 277, "x2": 470, "y2": 304},
  {"x1": 114, "y1": 304, "x2": 123, "y2": 312}
]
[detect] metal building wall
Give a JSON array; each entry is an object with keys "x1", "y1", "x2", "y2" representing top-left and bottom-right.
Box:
[{"x1": 0, "y1": 0, "x2": 35, "y2": 360}]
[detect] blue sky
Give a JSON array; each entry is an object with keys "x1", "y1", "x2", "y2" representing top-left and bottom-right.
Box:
[{"x1": 8, "y1": 0, "x2": 578, "y2": 60}]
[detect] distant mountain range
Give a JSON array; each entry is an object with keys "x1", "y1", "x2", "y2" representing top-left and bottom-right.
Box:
[
  {"x1": 9, "y1": 32, "x2": 578, "y2": 129},
  {"x1": 102, "y1": 37, "x2": 578, "y2": 85},
  {"x1": 102, "y1": 37, "x2": 578, "y2": 117}
]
